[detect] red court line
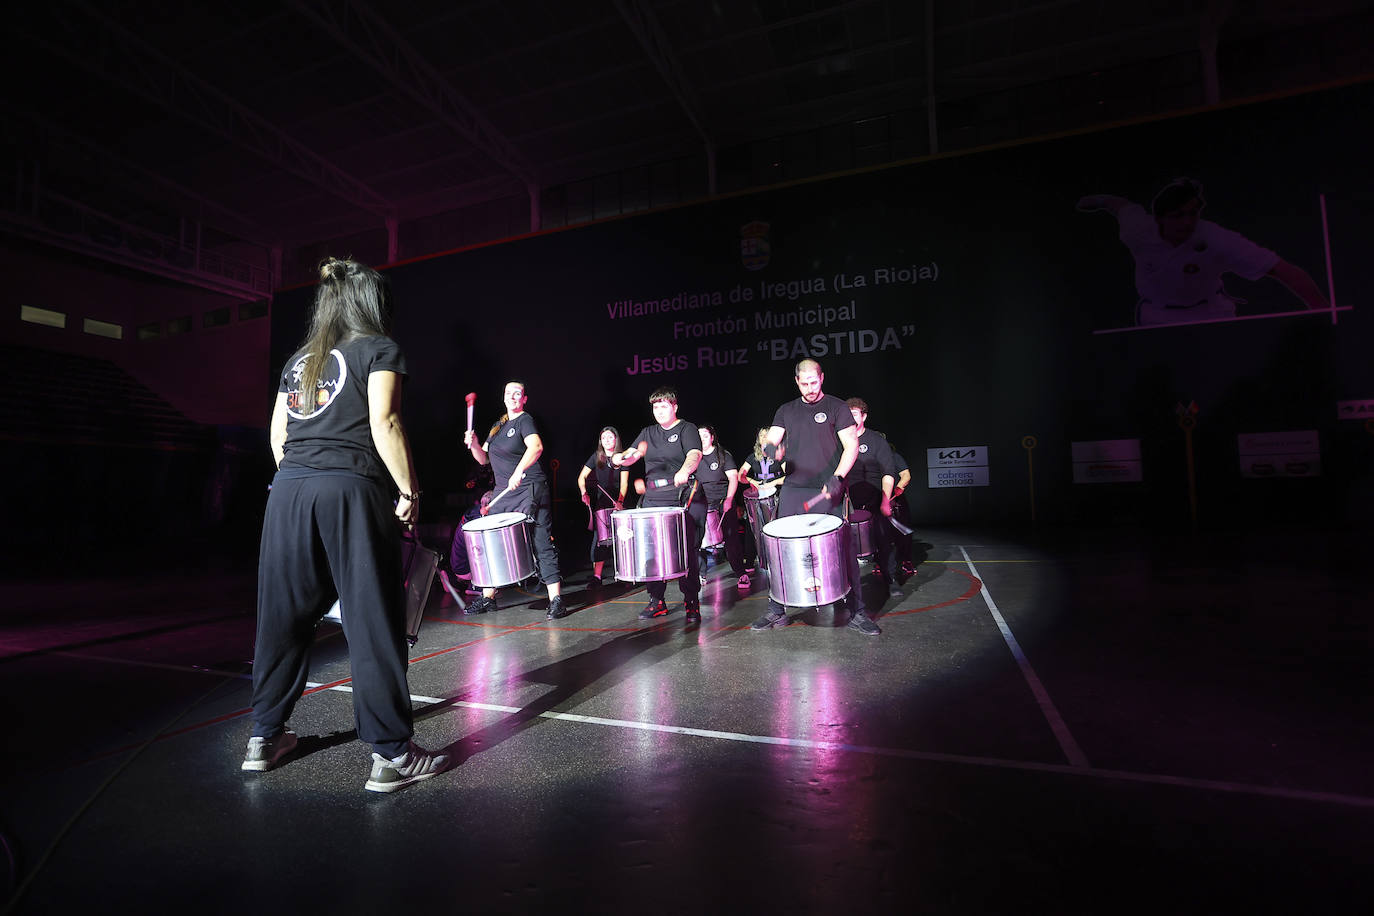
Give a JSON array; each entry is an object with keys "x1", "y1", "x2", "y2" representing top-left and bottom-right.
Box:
[{"x1": 884, "y1": 569, "x2": 982, "y2": 617}]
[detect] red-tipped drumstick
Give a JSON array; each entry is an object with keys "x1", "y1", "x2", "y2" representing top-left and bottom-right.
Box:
[{"x1": 464, "y1": 392, "x2": 476, "y2": 433}]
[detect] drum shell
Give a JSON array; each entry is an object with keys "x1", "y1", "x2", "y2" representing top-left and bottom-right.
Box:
[
  {"x1": 612, "y1": 507, "x2": 688, "y2": 582},
  {"x1": 594, "y1": 508, "x2": 613, "y2": 545},
  {"x1": 848, "y1": 509, "x2": 874, "y2": 558},
  {"x1": 763, "y1": 514, "x2": 850, "y2": 607},
  {"x1": 462, "y1": 513, "x2": 536, "y2": 588},
  {"x1": 701, "y1": 507, "x2": 724, "y2": 549},
  {"x1": 744, "y1": 492, "x2": 779, "y2": 569}
]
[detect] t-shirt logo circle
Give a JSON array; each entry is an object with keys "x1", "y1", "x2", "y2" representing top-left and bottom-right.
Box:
[
  {"x1": 813, "y1": 412, "x2": 827, "y2": 423},
  {"x1": 710, "y1": 462, "x2": 719, "y2": 471},
  {"x1": 285, "y1": 349, "x2": 347, "y2": 420},
  {"x1": 859, "y1": 444, "x2": 869, "y2": 453},
  {"x1": 668, "y1": 434, "x2": 679, "y2": 442},
  {"x1": 506, "y1": 427, "x2": 516, "y2": 437}
]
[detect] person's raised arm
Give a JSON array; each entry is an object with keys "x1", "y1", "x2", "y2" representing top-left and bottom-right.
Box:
[{"x1": 1268, "y1": 259, "x2": 1330, "y2": 310}]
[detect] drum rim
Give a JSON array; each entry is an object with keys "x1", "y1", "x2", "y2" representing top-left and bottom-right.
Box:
[
  {"x1": 763, "y1": 513, "x2": 843, "y2": 535},
  {"x1": 612, "y1": 506, "x2": 685, "y2": 516},
  {"x1": 462, "y1": 511, "x2": 527, "y2": 530}
]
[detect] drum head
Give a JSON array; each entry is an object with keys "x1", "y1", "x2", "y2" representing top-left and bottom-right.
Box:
[
  {"x1": 462, "y1": 511, "x2": 526, "y2": 531},
  {"x1": 763, "y1": 513, "x2": 842, "y2": 537},
  {"x1": 757, "y1": 484, "x2": 777, "y2": 498}
]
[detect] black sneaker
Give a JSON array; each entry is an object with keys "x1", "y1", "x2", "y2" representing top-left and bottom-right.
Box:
[
  {"x1": 847, "y1": 613, "x2": 881, "y2": 636},
  {"x1": 750, "y1": 608, "x2": 788, "y2": 630},
  {"x1": 588, "y1": 575, "x2": 602, "y2": 588},
  {"x1": 888, "y1": 582, "x2": 904, "y2": 599},
  {"x1": 464, "y1": 596, "x2": 497, "y2": 615},
  {"x1": 546, "y1": 596, "x2": 572, "y2": 620},
  {"x1": 684, "y1": 599, "x2": 701, "y2": 624},
  {"x1": 638, "y1": 599, "x2": 669, "y2": 619}
]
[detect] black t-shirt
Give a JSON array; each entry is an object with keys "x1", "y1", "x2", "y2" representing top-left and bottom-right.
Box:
[
  {"x1": 892, "y1": 450, "x2": 910, "y2": 475},
  {"x1": 771, "y1": 393, "x2": 855, "y2": 487},
  {"x1": 742, "y1": 452, "x2": 787, "y2": 485},
  {"x1": 583, "y1": 454, "x2": 623, "y2": 509},
  {"x1": 851, "y1": 429, "x2": 897, "y2": 487},
  {"x1": 695, "y1": 447, "x2": 737, "y2": 503},
  {"x1": 486, "y1": 412, "x2": 547, "y2": 486},
  {"x1": 632, "y1": 419, "x2": 702, "y2": 485},
  {"x1": 278, "y1": 335, "x2": 406, "y2": 482}
]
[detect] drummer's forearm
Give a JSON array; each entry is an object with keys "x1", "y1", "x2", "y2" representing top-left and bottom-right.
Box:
[
  {"x1": 618, "y1": 471, "x2": 628, "y2": 499},
  {"x1": 882, "y1": 474, "x2": 894, "y2": 499}
]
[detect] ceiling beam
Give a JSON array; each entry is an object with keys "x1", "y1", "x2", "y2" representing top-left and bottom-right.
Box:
[
  {"x1": 287, "y1": 0, "x2": 538, "y2": 188},
  {"x1": 15, "y1": 2, "x2": 396, "y2": 220},
  {"x1": 612, "y1": 0, "x2": 712, "y2": 148}
]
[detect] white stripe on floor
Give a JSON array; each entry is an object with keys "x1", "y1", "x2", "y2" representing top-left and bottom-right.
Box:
[
  {"x1": 959, "y1": 545, "x2": 1090, "y2": 768},
  {"x1": 313, "y1": 685, "x2": 1374, "y2": 809}
]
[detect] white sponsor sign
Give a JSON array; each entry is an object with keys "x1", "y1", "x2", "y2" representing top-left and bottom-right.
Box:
[
  {"x1": 927, "y1": 445, "x2": 989, "y2": 488},
  {"x1": 928, "y1": 467, "x2": 991, "y2": 488},
  {"x1": 1237, "y1": 431, "x2": 1321, "y2": 478},
  {"x1": 926, "y1": 446, "x2": 988, "y2": 468},
  {"x1": 1071, "y1": 438, "x2": 1143, "y2": 484},
  {"x1": 1336, "y1": 400, "x2": 1374, "y2": 421}
]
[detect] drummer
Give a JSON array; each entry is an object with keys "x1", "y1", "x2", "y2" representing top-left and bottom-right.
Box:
[
  {"x1": 750, "y1": 359, "x2": 881, "y2": 636},
  {"x1": 578, "y1": 426, "x2": 628, "y2": 587},
  {"x1": 613, "y1": 386, "x2": 705, "y2": 624},
  {"x1": 844, "y1": 397, "x2": 902, "y2": 600},
  {"x1": 462, "y1": 380, "x2": 570, "y2": 619},
  {"x1": 694, "y1": 423, "x2": 746, "y2": 589},
  {"x1": 738, "y1": 426, "x2": 788, "y2": 581}
]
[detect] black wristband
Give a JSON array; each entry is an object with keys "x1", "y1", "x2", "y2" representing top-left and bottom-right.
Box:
[{"x1": 399, "y1": 490, "x2": 421, "y2": 501}]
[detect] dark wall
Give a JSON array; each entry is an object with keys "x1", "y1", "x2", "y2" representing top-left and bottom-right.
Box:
[{"x1": 273, "y1": 81, "x2": 1374, "y2": 532}]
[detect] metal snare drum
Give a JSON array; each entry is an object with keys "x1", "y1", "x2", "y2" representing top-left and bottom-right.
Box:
[
  {"x1": 744, "y1": 491, "x2": 779, "y2": 569},
  {"x1": 762, "y1": 513, "x2": 849, "y2": 607},
  {"x1": 594, "y1": 508, "x2": 614, "y2": 546},
  {"x1": 462, "y1": 511, "x2": 535, "y2": 588},
  {"x1": 848, "y1": 509, "x2": 874, "y2": 559},
  {"x1": 701, "y1": 507, "x2": 724, "y2": 550},
  {"x1": 612, "y1": 506, "x2": 688, "y2": 582}
]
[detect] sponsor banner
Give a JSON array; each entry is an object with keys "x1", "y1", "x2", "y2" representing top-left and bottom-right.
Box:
[
  {"x1": 1240, "y1": 455, "x2": 1322, "y2": 478},
  {"x1": 1070, "y1": 438, "x2": 1140, "y2": 462},
  {"x1": 1237, "y1": 430, "x2": 1319, "y2": 456},
  {"x1": 1071, "y1": 438, "x2": 1143, "y2": 484},
  {"x1": 928, "y1": 466, "x2": 991, "y2": 488},
  {"x1": 926, "y1": 446, "x2": 988, "y2": 468},
  {"x1": 1238, "y1": 431, "x2": 1320, "y2": 478},
  {"x1": 1336, "y1": 400, "x2": 1374, "y2": 421}
]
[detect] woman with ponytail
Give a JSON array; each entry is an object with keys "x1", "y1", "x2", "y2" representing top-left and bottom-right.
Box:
[{"x1": 246, "y1": 258, "x2": 448, "y2": 793}]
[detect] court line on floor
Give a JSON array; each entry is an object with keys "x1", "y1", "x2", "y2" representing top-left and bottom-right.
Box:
[
  {"x1": 322, "y1": 685, "x2": 1374, "y2": 810},
  {"x1": 958, "y1": 545, "x2": 1090, "y2": 768}
]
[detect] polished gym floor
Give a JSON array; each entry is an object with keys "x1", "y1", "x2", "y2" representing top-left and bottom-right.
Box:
[{"x1": 1, "y1": 525, "x2": 1370, "y2": 913}]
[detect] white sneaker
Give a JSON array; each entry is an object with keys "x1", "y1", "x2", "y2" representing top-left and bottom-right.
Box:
[
  {"x1": 241, "y1": 730, "x2": 298, "y2": 772},
  {"x1": 364, "y1": 742, "x2": 450, "y2": 793}
]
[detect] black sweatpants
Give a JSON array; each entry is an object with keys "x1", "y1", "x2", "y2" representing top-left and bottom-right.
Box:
[
  {"x1": 645, "y1": 491, "x2": 706, "y2": 603},
  {"x1": 252, "y1": 473, "x2": 414, "y2": 760}
]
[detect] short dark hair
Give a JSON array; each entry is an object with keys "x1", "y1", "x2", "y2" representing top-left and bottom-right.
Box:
[
  {"x1": 1151, "y1": 178, "x2": 1205, "y2": 216},
  {"x1": 648, "y1": 386, "x2": 678, "y2": 405},
  {"x1": 845, "y1": 397, "x2": 868, "y2": 413}
]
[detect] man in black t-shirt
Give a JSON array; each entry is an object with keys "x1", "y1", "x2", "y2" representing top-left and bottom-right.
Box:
[
  {"x1": 750, "y1": 359, "x2": 881, "y2": 636},
  {"x1": 845, "y1": 397, "x2": 902, "y2": 599},
  {"x1": 614, "y1": 386, "x2": 705, "y2": 624}
]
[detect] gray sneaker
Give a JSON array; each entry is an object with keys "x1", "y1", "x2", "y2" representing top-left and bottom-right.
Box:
[
  {"x1": 750, "y1": 608, "x2": 788, "y2": 630},
  {"x1": 846, "y1": 613, "x2": 881, "y2": 637},
  {"x1": 241, "y1": 730, "x2": 298, "y2": 772},
  {"x1": 364, "y1": 742, "x2": 451, "y2": 793}
]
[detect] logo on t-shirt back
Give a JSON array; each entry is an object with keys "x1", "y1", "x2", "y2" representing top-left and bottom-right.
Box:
[{"x1": 285, "y1": 350, "x2": 346, "y2": 419}]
